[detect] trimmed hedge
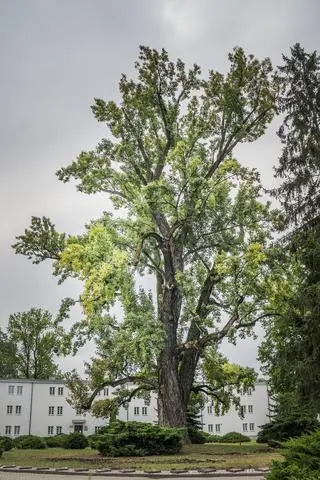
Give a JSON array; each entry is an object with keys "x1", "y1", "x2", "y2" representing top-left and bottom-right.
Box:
[
  {"x1": 267, "y1": 429, "x2": 320, "y2": 480},
  {"x1": 44, "y1": 434, "x2": 67, "y2": 448},
  {"x1": 221, "y1": 431, "x2": 251, "y2": 443},
  {"x1": 93, "y1": 421, "x2": 182, "y2": 457},
  {"x1": 206, "y1": 434, "x2": 221, "y2": 443},
  {"x1": 0, "y1": 436, "x2": 14, "y2": 451},
  {"x1": 14, "y1": 435, "x2": 46, "y2": 449},
  {"x1": 63, "y1": 432, "x2": 89, "y2": 449}
]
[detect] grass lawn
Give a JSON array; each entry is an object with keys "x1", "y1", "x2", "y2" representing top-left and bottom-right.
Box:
[{"x1": 2, "y1": 443, "x2": 283, "y2": 471}]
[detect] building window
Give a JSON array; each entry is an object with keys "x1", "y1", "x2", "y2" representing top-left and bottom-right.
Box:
[
  {"x1": 48, "y1": 406, "x2": 55, "y2": 416},
  {"x1": 48, "y1": 426, "x2": 54, "y2": 435},
  {"x1": 207, "y1": 405, "x2": 213, "y2": 414},
  {"x1": 56, "y1": 426, "x2": 62, "y2": 435},
  {"x1": 240, "y1": 405, "x2": 246, "y2": 416},
  {"x1": 243, "y1": 423, "x2": 248, "y2": 432},
  {"x1": 247, "y1": 388, "x2": 252, "y2": 396},
  {"x1": 15, "y1": 405, "x2": 22, "y2": 415},
  {"x1": 249, "y1": 423, "x2": 255, "y2": 431},
  {"x1": 76, "y1": 408, "x2": 82, "y2": 415},
  {"x1": 96, "y1": 391, "x2": 101, "y2": 396},
  {"x1": 17, "y1": 386, "x2": 23, "y2": 395},
  {"x1": 134, "y1": 406, "x2": 140, "y2": 415},
  {"x1": 7, "y1": 405, "x2": 13, "y2": 415},
  {"x1": 14, "y1": 426, "x2": 20, "y2": 435},
  {"x1": 208, "y1": 424, "x2": 214, "y2": 433},
  {"x1": 49, "y1": 387, "x2": 55, "y2": 396},
  {"x1": 57, "y1": 406, "x2": 63, "y2": 416},
  {"x1": 144, "y1": 399, "x2": 150, "y2": 406},
  {"x1": 58, "y1": 387, "x2": 64, "y2": 396},
  {"x1": 95, "y1": 426, "x2": 102, "y2": 433},
  {"x1": 5, "y1": 426, "x2": 11, "y2": 435},
  {"x1": 8, "y1": 385, "x2": 14, "y2": 395},
  {"x1": 142, "y1": 407, "x2": 148, "y2": 415},
  {"x1": 215, "y1": 424, "x2": 221, "y2": 433},
  {"x1": 103, "y1": 388, "x2": 109, "y2": 396},
  {"x1": 248, "y1": 405, "x2": 253, "y2": 413}
]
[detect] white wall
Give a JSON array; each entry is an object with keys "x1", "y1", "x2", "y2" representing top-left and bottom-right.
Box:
[
  {"x1": 0, "y1": 379, "x2": 269, "y2": 438},
  {"x1": 201, "y1": 382, "x2": 269, "y2": 437}
]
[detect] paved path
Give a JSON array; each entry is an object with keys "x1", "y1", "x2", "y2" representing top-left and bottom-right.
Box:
[{"x1": 0, "y1": 473, "x2": 265, "y2": 480}]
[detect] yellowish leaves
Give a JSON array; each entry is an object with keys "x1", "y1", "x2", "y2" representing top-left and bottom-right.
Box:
[{"x1": 60, "y1": 224, "x2": 132, "y2": 316}]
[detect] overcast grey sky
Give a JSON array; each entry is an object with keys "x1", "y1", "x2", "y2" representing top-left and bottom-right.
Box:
[{"x1": 1, "y1": 0, "x2": 319, "y2": 373}]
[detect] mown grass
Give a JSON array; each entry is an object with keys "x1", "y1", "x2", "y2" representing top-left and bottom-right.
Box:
[{"x1": 2, "y1": 443, "x2": 283, "y2": 471}]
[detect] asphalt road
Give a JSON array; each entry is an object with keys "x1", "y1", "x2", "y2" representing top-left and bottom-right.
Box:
[{"x1": 0, "y1": 473, "x2": 265, "y2": 480}]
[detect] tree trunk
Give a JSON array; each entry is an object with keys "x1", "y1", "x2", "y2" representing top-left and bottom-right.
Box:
[{"x1": 158, "y1": 349, "x2": 187, "y2": 428}]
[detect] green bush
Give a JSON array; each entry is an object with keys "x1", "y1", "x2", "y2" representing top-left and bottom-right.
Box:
[
  {"x1": 44, "y1": 434, "x2": 67, "y2": 448},
  {"x1": 188, "y1": 427, "x2": 208, "y2": 444},
  {"x1": 0, "y1": 448, "x2": 3, "y2": 459},
  {"x1": 94, "y1": 421, "x2": 182, "y2": 457},
  {"x1": 87, "y1": 434, "x2": 105, "y2": 449},
  {"x1": 206, "y1": 434, "x2": 221, "y2": 443},
  {"x1": 63, "y1": 432, "x2": 89, "y2": 449},
  {"x1": 14, "y1": 435, "x2": 46, "y2": 449},
  {"x1": 0, "y1": 436, "x2": 14, "y2": 451},
  {"x1": 221, "y1": 431, "x2": 251, "y2": 443},
  {"x1": 257, "y1": 415, "x2": 319, "y2": 443},
  {"x1": 267, "y1": 429, "x2": 320, "y2": 480}
]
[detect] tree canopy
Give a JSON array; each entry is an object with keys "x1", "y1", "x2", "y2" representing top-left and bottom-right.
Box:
[
  {"x1": 13, "y1": 46, "x2": 281, "y2": 428},
  {"x1": 259, "y1": 44, "x2": 320, "y2": 416},
  {"x1": 6, "y1": 308, "x2": 63, "y2": 379}
]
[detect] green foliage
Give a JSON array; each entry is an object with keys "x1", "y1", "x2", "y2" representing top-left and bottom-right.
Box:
[
  {"x1": 0, "y1": 436, "x2": 14, "y2": 451},
  {"x1": 257, "y1": 415, "x2": 320, "y2": 443},
  {"x1": 14, "y1": 435, "x2": 46, "y2": 449},
  {"x1": 260, "y1": 44, "x2": 320, "y2": 418},
  {"x1": 43, "y1": 434, "x2": 67, "y2": 448},
  {"x1": 0, "y1": 448, "x2": 2, "y2": 458},
  {"x1": 6, "y1": 308, "x2": 64, "y2": 379},
  {"x1": 63, "y1": 433, "x2": 89, "y2": 449},
  {"x1": 206, "y1": 434, "x2": 221, "y2": 443},
  {"x1": 93, "y1": 421, "x2": 182, "y2": 456},
  {"x1": 220, "y1": 432, "x2": 251, "y2": 443},
  {"x1": 0, "y1": 329, "x2": 18, "y2": 378},
  {"x1": 188, "y1": 428, "x2": 208, "y2": 444},
  {"x1": 14, "y1": 45, "x2": 279, "y2": 427},
  {"x1": 267, "y1": 430, "x2": 320, "y2": 480}
]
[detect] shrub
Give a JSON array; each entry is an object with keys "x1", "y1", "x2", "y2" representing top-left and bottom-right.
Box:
[
  {"x1": 221, "y1": 431, "x2": 251, "y2": 443},
  {"x1": 257, "y1": 415, "x2": 319, "y2": 443},
  {"x1": 14, "y1": 435, "x2": 46, "y2": 449},
  {"x1": 206, "y1": 434, "x2": 221, "y2": 443},
  {"x1": 188, "y1": 427, "x2": 208, "y2": 444},
  {"x1": 0, "y1": 436, "x2": 14, "y2": 451},
  {"x1": 93, "y1": 421, "x2": 182, "y2": 457},
  {"x1": 63, "y1": 432, "x2": 89, "y2": 449},
  {"x1": 44, "y1": 434, "x2": 67, "y2": 448},
  {"x1": 267, "y1": 429, "x2": 320, "y2": 480},
  {"x1": 0, "y1": 448, "x2": 3, "y2": 459}
]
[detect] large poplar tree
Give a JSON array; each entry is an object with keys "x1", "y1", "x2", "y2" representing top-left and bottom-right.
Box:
[{"x1": 14, "y1": 47, "x2": 279, "y2": 428}]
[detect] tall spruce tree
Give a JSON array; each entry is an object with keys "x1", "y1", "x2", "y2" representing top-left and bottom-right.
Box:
[
  {"x1": 13, "y1": 46, "x2": 280, "y2": 429},
  {"x1": 259, "y1": 44, "x2": 320, "y2": 415}
]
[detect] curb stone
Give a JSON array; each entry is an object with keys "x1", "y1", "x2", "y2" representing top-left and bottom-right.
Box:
[{"x1": 0, "y1": 465, "x2": 270, "y2": 477}]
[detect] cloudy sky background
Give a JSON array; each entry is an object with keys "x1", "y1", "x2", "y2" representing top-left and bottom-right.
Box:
[{"x1": 1, "y1": 0, "x2": 319, "y2": 374}]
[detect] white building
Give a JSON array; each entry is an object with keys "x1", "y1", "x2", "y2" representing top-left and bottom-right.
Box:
[{"x1": 0, "y1": 378, "x2": 269, "y2": 438}]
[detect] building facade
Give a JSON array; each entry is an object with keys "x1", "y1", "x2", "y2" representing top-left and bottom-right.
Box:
[{"x1": 0, "y1": 378, "x2": 269, "y2": 438}]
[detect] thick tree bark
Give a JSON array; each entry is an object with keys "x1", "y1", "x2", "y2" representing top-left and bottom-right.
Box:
[
  {"x1": 158, "y1": 349, "x2": 187, "y2": 427},
  {"x1": 156, "y1": 235, "x2": 189, "y2": 429}
]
